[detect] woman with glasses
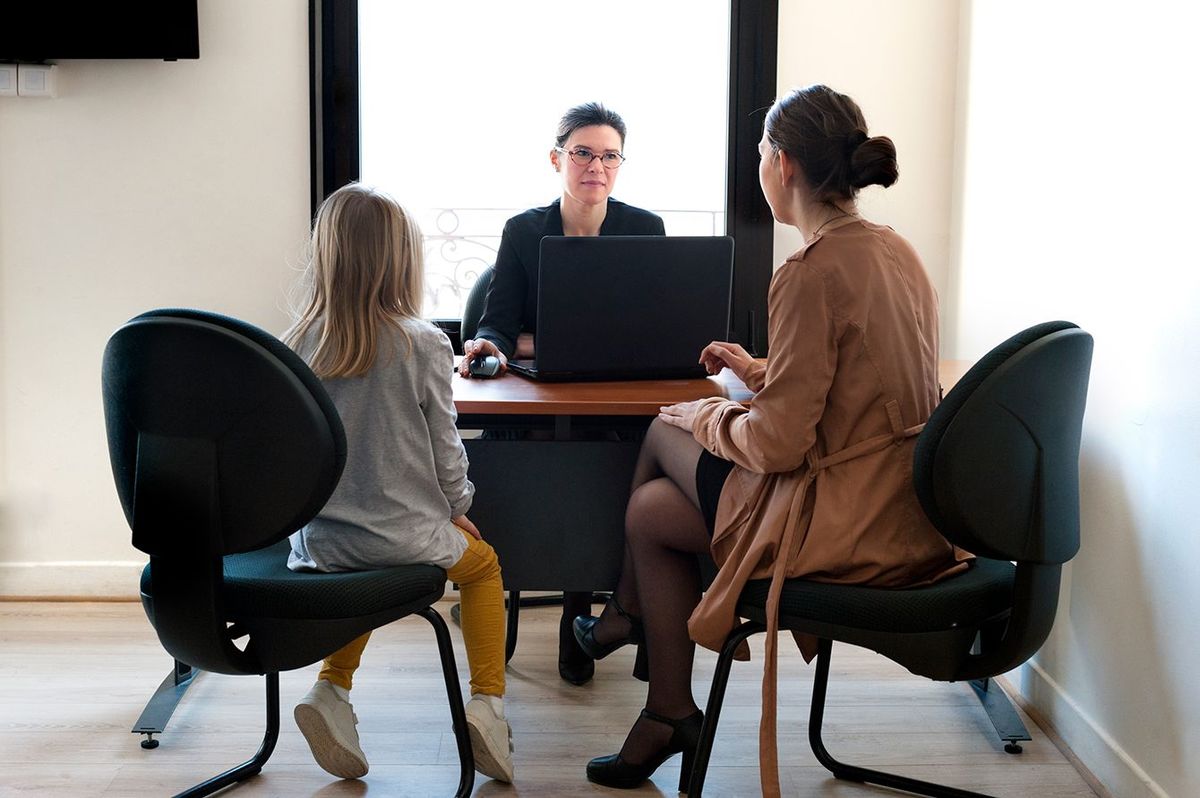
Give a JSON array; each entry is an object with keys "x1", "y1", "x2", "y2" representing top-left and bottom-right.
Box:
[
  {"x1": 458, "y1": 102, "x2": 665, "y2": 686},
  {"x1": 574, "y1": 85, "x2": 972, "y2": 794}
]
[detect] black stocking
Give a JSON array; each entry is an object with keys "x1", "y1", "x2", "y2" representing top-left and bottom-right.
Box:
[
  {"x1": 597, "y1": 420, "x2": 711, "y2": 765},
  {"x1": 592, "y1": 419, "x2": 704, "y2": 640}
]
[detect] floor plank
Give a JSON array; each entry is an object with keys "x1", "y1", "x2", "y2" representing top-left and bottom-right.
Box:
[{"x1": 0, "y1": 602, "x2": 1099, "y2": 797}]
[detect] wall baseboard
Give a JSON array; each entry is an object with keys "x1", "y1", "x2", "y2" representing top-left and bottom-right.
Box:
[
  {"x1": 0, "y1": 561, "x2": 145, "y2": 600},
  {"x1": 1013, "y1": 660, "x2": 1170, "y2": 798}
]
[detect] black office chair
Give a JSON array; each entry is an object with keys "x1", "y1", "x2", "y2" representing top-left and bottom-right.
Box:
[
  {"x1": 102, "y1": 308, "x2": 474, "y2": 798},
  {"x1": 688, "y1": 321, "x2": 1094, "y2": 798},
  {"x1": 460, "y1": 264, "x2": 494, "y2": 347}
]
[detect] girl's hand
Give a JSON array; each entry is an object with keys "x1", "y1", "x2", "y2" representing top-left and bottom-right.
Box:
[
  {"x1": 699, "y1": 341, "x2": 765, "y2": 392},
  {"x1": 658, "y1": 399, "x2": 704, "y2": 433},
  {"x1": 453, "y1": 514, "x2": 483, "y2": 540}
]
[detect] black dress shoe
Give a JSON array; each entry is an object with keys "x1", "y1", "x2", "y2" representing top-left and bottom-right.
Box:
[
  {"x1": 574, "y1": 596, "x2": 648, "y2": 682},
  {"x1": 586, "y1": 708, "x2": 704, "y2": 792},
  {"x1": 573, "y1": 611, "x2": 642, "y2": 660},
  {"x1": 559, "y1": 613, "x2": 595, "y2": 685},
  {"x1": 573, "y1": 596, "x2": 644, "y2": 658},
  {"x1": 574, "y1": 616, "x2": 650, "y2": 682}
]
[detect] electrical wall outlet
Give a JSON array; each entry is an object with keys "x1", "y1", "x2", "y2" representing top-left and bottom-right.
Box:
[
  {"x1": 17, "y1": 64, "x2": 57, "y2": 98},
  {"x1": 0, "y1": 65, "x2": 17, "y2": 97}
]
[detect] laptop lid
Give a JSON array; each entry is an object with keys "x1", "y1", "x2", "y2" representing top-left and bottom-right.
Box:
[{"x1": 520, "y1": 235, "x2": 734, "y2": 381}]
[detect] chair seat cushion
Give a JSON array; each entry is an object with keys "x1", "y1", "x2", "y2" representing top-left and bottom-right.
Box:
[
  {"x1": 141, "y1": 540, "x2": 446, "y2": 621},
  {"x1": 739, "y1": 557, "x2": 1014, "y2": 634}
]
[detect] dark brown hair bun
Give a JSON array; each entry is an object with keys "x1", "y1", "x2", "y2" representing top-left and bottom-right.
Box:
[
  {"x1": 850, "y1": 135, "x2": 898, "y2": 189},
  {"x1": 765, "y1": 85, "x2": 899, "y2": 202}
]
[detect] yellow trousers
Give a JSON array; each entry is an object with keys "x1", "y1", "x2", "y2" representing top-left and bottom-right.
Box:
[{"x1": 319, "y1": 528, "x2": 506, "y2": 697}]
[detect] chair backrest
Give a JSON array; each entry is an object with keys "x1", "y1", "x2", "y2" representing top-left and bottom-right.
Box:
[
  {"x1": 460, "y1": 265, "x2": 494, "y2": 344},
  {"x1": 102, "y1": 309, "x2": 347, "y2": 558},
  {"x1": 914, "y1": 321, "x2": 1093, "y2": 564}
]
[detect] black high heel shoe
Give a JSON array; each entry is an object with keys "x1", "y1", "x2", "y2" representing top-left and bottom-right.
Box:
[
  {"x1": 586, "y1": 708, "x2": 704, "y2": 792},
  {"x1": 573, "y1": 596, "x2": 644, "y2": 659},
  {"x1": 574, "y1": 596, "x2": 649, "y2": 681}
]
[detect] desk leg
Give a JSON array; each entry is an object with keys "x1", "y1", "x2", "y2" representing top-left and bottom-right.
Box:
[
  {"x1": 452, "y1": 590, "x2": 563, "y2": 663},
  {"x1": 131, "y1": 658, "x2": 200, "y2": 749},
  {"x1": 505, "y1": 591, "x2": 520, "y2": 663},
  {"x1": 455, "y1": 590, "x2": 607, "y2": 664}
]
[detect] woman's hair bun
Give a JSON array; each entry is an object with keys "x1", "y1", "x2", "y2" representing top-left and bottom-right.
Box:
[
  {"x1": 849, "y1": 135, "x2": 898, "y2": 189},
  {"x1": 766, "y1": 85, "x2": 899, "y2": 201}
]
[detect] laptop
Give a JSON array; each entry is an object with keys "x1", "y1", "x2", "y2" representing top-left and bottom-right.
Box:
[{"x1": 507, "y1": 235, "x2": 734, "y2": 382}]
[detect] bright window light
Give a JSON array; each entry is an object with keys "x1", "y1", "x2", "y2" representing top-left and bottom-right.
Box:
[{"x1": 359, "y1": 0, "x2": 730, "y2": 317}]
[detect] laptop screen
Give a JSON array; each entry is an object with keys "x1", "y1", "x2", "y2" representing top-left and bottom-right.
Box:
[{"x1": 529, "y1": 235, "x2": 734, "y2": 381}]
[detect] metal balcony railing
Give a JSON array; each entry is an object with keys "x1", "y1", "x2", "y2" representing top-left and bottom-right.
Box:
[{"x1": 420, "y1": 207, "x2": 725, "y2": 319}]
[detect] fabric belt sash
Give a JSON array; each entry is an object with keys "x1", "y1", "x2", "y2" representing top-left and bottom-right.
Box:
[{"x1": 757, "y1": 400, "x2": 925, "y2": 798}]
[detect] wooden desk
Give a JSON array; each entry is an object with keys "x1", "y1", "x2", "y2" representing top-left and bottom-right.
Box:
[
  {"x1": 455, "y1": 360, "x2": 967, "y2": 416},
  {"x1": 453, "y1": 368, "x2": 752, "y2": 416}
]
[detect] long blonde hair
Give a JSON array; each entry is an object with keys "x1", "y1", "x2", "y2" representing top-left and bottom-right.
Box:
[{"x1": 284, "y1": 184, "x2": 425, "y2": 378}]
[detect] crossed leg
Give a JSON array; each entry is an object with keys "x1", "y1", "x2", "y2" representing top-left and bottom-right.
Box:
[{"x1": 594, "y1": 418, "x2": 713, "y2": 764}]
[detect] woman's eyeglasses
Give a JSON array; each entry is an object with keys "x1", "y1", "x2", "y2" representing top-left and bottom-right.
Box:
[{"x1": 555, "y1": 147, "x2": 626, "y2": 170}]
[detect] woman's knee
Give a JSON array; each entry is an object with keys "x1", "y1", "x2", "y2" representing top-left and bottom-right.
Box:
[
  {"x1": 643, "y1": 417, "x2": 683, "y2": 457},
  {"x1": 625, "y1": 478, "x2": 677, "y2": 544},
  {"x1": 625, "y1": 476, "x2": 711, "y2": 558}
]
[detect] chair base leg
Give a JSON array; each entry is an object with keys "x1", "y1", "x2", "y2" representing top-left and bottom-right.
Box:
[
  {"x1": 689, "y1": 620, "x2": 765, "y2": 797},
  {"x1": 418, "y1": 606, "x2": 475, "y2": 798},
  {"x1": 173, "y1": 672, "x2": 280, "y2": 798},
  {"x1": 691, "y1": 630, "x2": 1007, "y2": 798},
  {"x1": 809, "y1": 639, "x2": 997, "y2": 798},
  {"x1": 131, "y1": 658, "x2": 200, "y2": 748},
  {"x1": 969, "y1": 677, "x2": 1030, "y2": 754}
]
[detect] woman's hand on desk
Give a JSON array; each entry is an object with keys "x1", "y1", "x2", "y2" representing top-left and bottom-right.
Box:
[
  {"x1": 700, "y1": 341, "x2": 766, "y2": 392},
  {"x1": 453, "y1": 514, "x2": 483, "y2": 540},
  {"x1": 658, "y1": 399, "x2": 704, "y2": 433},
  {"x1": 459, "y1": 338, "x2": 508, "y2": 378}
]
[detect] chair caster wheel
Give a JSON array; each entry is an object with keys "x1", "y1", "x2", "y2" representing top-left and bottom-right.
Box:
[
  {"x1": 1004, "y1": 742, "x2": 1023, "y2": 754},
  {"x1": 450, "y1": 602, "x2": 461, "y2": 626},
  {"x1": 141, "y1": 734, "x2": 160, "y2": 750}
]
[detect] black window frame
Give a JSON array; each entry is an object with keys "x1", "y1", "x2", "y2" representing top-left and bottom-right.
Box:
[{"x1": 309, "y1": 0, "x2": 777, "y2": 354}]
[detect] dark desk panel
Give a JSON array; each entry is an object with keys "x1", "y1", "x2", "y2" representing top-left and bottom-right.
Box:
[
  {"x1": 462, "y1": 438, "x2": 641, "y2": 591},
  {"x1": 454, "y1": 371, "x2": 738, "y2": 592}
]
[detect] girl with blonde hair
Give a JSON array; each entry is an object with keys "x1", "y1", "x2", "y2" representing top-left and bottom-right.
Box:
[{"x1": 284, "y1": 183, "x2": 514, "y2": 784}]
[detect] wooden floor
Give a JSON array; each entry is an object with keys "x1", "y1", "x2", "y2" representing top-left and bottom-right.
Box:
[{"x1": 0, "y1": 601, "x2": 1099, "y2": 798}]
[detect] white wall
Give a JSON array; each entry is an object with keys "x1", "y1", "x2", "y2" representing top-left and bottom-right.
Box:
[
  {"x1": 953, "y1": 3, "x2": 1199, "y2": 797},
  {"x1": 0, "y1": 0, "x2": 310, "y2": 595},
  {"x1": 775, "y1": 0, "x2": 962, "y2": 350}
]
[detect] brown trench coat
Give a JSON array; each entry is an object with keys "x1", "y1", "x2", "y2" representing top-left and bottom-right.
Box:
[{"x1": 688, "y1": 218, "x2": 973, "y2": 797}]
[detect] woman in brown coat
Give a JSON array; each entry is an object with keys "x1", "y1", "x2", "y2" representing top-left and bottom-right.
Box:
[{"x1": 574, "y1": 84, "x2": 972, "y2": 795}]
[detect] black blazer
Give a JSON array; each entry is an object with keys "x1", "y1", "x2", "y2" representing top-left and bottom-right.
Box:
[{"x1": 473, "y1": 198, "x2": 666, "y2": 357}]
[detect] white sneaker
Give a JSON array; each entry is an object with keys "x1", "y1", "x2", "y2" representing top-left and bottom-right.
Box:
[
  {"x1": 294, "y1": 680, "x2": 369, "y2": 779},
  {"x1": 465, "y1": 694, "x2": 514, "y2": 783}
]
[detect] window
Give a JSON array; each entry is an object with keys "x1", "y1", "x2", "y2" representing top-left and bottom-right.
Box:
[{"x1": 311, "y1": 0, "x2": 776, "y2": 352}]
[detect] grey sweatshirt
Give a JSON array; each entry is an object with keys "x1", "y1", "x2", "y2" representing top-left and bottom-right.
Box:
[{"x1": 287, "y1": 318, "x2": 472, "y2": 572}]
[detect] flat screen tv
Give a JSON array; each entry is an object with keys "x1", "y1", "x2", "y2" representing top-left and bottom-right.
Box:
[{"x1": 0, "y1": 1, "x2": 199, "y2": 61}]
